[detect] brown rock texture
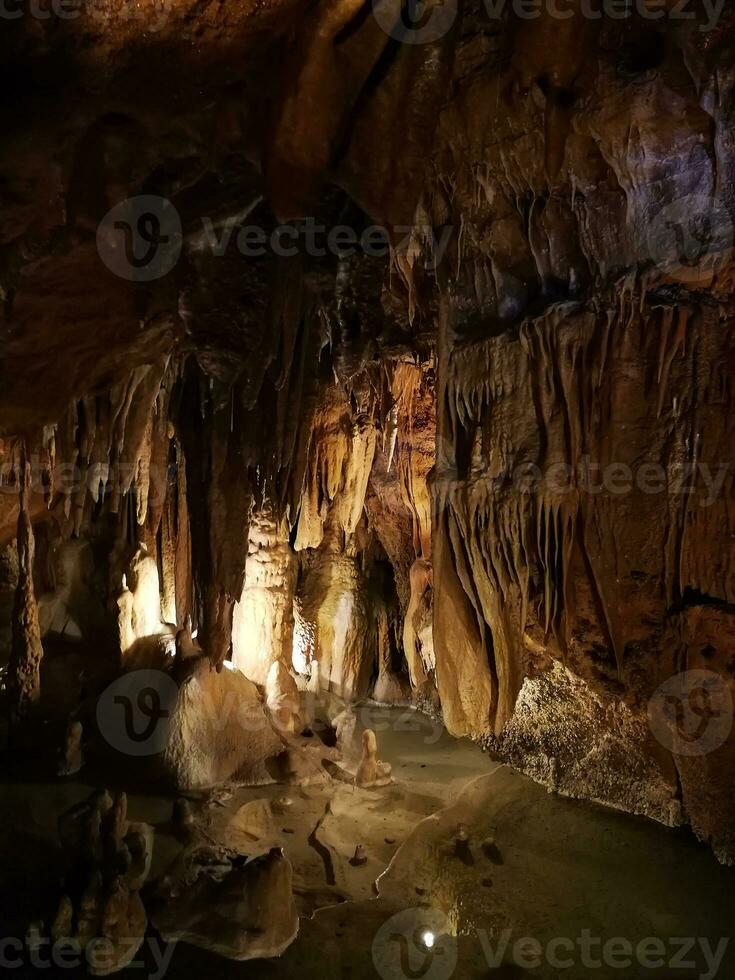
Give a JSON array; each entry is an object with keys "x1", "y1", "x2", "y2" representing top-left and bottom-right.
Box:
[
  {"x1": 7, "y1": 460, "x2": 44, "y2": 721},
  {"x1": 1, "y1": 2, "x2": 734, "y2": 862}
]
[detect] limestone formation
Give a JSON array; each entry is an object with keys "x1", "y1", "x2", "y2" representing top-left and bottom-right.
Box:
[
  {"x1": 402, "y1": 559, "x2": 434, "y2": 691},
  {"x1": 232, "y1": 510, "x2": 296, "y2": 685},
  {"x1": 162, "y1": 658, "x2": 284, "y2": 791},
  {"x1": 91, "y1": 790, "x2": 114, "y2": 817},
  {"x1": 41, "y1": 784, "x2": 154, "y2": 977},
  {"x1": 7, "y1": 463, "x2": 44, "y2": 723},
  {"x1": 150, "y1": 847, "x2": 299, "y2": 961},
  {"x1": 355, "y1": 730, "x2": 392, "y2": 789},
  {"x1": 1, "y1": 0, "x2": 735, "y2": 890},
  {"x1": 265, "y1": 661, "x2": 303, "y2": 735},
  {"x1": 271, "y1": 795, "x2": 293, "y2": 815},
  {"x1": 58, "y1": 793, "x2": 111, "y2": 866},
  {"x1": 116, "y1": 547, "x2": 176, "y2": 665}
]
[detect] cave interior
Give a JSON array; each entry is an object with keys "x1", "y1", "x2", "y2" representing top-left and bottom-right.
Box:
[{"x1": 1, "y1": 1, "x2": 735, "y2": 978}]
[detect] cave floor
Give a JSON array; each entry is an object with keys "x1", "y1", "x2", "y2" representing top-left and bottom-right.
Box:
[{"x1": 1, "y1": 708, "x2": 734, "y2": 979}]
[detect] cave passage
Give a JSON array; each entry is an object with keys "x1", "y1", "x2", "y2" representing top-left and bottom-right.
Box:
[{"x1": 1, "y1": 1, "x2": 734, "y2": 978}]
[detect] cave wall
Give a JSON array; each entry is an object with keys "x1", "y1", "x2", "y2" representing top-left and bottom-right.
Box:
[
  {"x1": 422, "y1": 10, "x2": 735, "y2": 858},
  {"x1": 1, "y1": 1, "x2": 734, "y2": 859}
]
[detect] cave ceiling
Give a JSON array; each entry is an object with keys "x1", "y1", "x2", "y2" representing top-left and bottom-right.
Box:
[{"x1": 2, "y1": 1, "x2": 731, "y2": 430}]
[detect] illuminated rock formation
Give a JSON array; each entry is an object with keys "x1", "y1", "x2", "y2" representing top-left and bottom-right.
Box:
[
  {"x1": 150, "y1": 847, "x2": 299, "y2": 961},
  {"x1": 1, "y1": 2, "x2": 734, "y2": 865},
  {"x1": 161, "y1": 660, "x2": 284, "y2": 791},
  {"x1": 232, "y1": 509, "x2": 296, "y2": 685},
  {"x1": 355, "y1": 728, "x2": 392, "y2": 789}
]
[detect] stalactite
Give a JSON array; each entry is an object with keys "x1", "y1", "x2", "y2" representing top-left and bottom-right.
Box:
[
  {"x1": 158, "y1": 436, "x2": 191, "y2": 628},
  {"x1": 431, "y1": 272, "x2": 730, "y2": 736},
  {"x1": 391, "y1": 362, "x2": 433, "y2": 560},
  {"x1": 655, "y1": 306, "x2": 691, "y2": 418},
  {"x1": 402, "y1": 558, "x2": 432, "y2": 688},
  {"x1": 7, "y1": 454, "x2": 44, "y2": 722},
  {"x1": 293, "y1": 384, "x2": 378, "y2": 552}
]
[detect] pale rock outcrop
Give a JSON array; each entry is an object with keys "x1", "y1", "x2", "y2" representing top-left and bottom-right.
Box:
[
  {"x1": 151, "y1": 847, "x2": 299, "y2": 961},
  {"x1": 162, "y1": 660, "x2": 283, "y2": 791}
]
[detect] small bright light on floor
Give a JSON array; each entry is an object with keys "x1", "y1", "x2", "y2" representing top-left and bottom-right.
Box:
[{"x1": 421, "y1": 932, "x2": 435, "y2": 949}]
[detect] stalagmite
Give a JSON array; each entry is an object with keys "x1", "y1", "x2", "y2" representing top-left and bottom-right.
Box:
[
  {"x1": 232, "y1": 509, "x2": 296, "y2": 685},
  {"x1": 265, "y1": 660, "x2": 302, "y2": 735},
  {"x1": 355, "y1": 729, "x2": 392, "y2": 789}
]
